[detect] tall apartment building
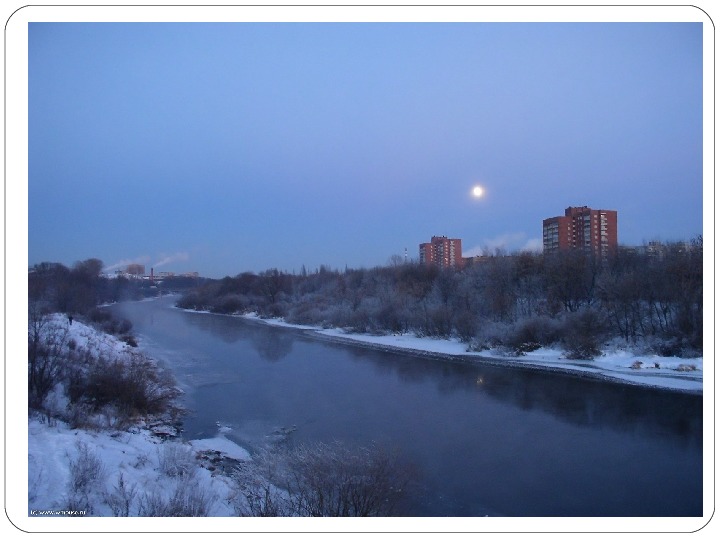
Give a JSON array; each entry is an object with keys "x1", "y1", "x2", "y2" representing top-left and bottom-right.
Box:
[
  {"x1": 542, "y1": 206, "x2": 618, "y2": 257},
  {"x1": 419, "y1": 236, "x2": 463, "y2": 268}
]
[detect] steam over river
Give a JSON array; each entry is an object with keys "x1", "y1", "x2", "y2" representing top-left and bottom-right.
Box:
[{"x1": 109, "y1": 296, "x2": 702, "y2": 517}]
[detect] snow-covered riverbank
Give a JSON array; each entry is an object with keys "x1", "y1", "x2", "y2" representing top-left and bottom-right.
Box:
[
  {"x1": 20, "y1": 309, "x2": 706, "y2": 533},
  {"x1": 240, "y1": 313, "x2": 703, "y2": 394},
  {"x1": 25, "y1": 317, "x2": 251, "y2": 522},
  {"x1": 28, "y1": 416, "x2": 248, "y2": 518}
]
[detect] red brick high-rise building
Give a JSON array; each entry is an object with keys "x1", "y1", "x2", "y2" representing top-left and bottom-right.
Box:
[
  {"x1": 543, "y1": 206, "x2": 618, "y2": 257},
  {"x1": 419, "y1": 236, "x2": 463, "y2": 268}
]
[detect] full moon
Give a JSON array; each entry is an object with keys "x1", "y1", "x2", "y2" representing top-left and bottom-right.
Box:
[{"x1": 472, "y1": 185, "x2": 485, "y2": 198}]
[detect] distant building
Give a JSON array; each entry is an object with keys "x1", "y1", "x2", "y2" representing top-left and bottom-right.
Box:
[
  {"x1": 126, "y1": 264, "x2": 146, "y2": 277},
  {"x1": 462, "y1": 255, "x2": 490, "y2": 266},
  {"x1": 643, "y1": 240, "x2": 694, "y2": 258},
  {"x1": 543, "y1": 206, "x2": 617, "y2": 257},
  {"x1": 419, "y1": 236, "x2": 463, "y2": 268}
]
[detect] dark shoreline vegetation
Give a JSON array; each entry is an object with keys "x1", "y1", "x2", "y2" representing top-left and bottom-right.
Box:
[{"x1": 175, "y1": 239, "x2": 703, "y2": 361}]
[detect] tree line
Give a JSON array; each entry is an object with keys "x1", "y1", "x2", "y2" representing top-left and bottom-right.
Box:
[
  {"x1": 29, "y1": 258, "x2": 207, "y2": 317},
  {"x1": 177, "y1": 238, "x2": 702, "y2": 360}
]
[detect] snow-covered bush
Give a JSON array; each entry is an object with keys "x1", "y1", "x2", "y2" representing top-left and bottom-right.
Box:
[
  {"x1": 561, "y1": 308, "x2": 610, "y2": 360},
  {"x1": 454, "y1": 309, "x2": 478, "y2": 343},
  {"x1": 505, "y1": 315, "x2": 562, "y2": 355},
  {"x1": 29, "y1": 313, "x2": 182, "y2": 429},
  {"x1": 62, "y1": 441, "x2": 106, "y2": 514},
  {"x1": 233, "y1": 441, "x2": 415, "y2": 517},
  {"x1": 69, "y1": 351, "x2": 181, "y2": 422},
  {"x1": 68, "y1": 442, "x2": 105, "y2": 493},
  {"x1": 138, "y1": 474, "x2": 216, "y2": 517},
  {"x1": 103, "y1": 472, "x2": 138, "y2": 517},
  {"x1": 233, "y1": 450, "x2": 294, "y2": 516},
  {"x1": 467, "y1": 319, "x2": 509, "y2": 352},
  {"x1": 158, "y1": 442, "x2": 196, "y2": 478},
  {"x1": 28, "y1": 308, "x2": 70, "y2": 410}
]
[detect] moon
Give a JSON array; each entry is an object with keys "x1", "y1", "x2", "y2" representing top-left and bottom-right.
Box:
[{"x1": 472, "y1": 185, "x2": 485, "y2": 198}]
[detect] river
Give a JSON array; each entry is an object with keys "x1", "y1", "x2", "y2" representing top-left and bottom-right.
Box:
[{"x1": 108, "y1": 296, "x2": 703, "y2": 517}]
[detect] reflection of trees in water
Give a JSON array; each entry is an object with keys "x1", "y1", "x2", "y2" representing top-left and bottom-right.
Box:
[
  {"x1": 181, "y1": 312, "x2": 295, "y2": 363},
  {"x1": 341, "y1": 344, "x2": 702, "y2": 447},
  {"x1": 479, "y1": 368, "x2": 703, "y2": 448},
  {"x1": 183, "y1": 313, "x2": 249, "y2": 344},
  {"x1": 153, "y1": 302, "x2": 702, "y2": 447},
  {"x1": 250, "y1": 328, "x2": 294, "y2": 362}
]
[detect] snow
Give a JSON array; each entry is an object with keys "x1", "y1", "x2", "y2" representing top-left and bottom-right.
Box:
[
  {"x1": 21, "y1": 309, "x2": 704, "y2": 530},
  {"x1": 188, "y1": 436, "x2": 251, "y2": 462},
  {"x1": 242, "y1": 313, "x2": 703, "y2": 394},
  {"x1": 52, "y1": 313, "x2": 133, "y2": 360},
  {"x1": 27, "y1": 416, "x2": 245, "y2": 518},
  {"x1": 25, "y1": 317, "x2": 250, "y2": 524}
]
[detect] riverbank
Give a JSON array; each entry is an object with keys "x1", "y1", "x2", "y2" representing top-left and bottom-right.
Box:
[
  {"x1": 239, "y1": 313, "x2": 704, "y2": 394},
  {"x1": 25, "y1": 315, "x2": 251, "y2": 521}
]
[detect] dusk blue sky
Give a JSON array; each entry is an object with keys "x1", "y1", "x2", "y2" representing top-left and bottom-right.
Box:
[{"x1": 28, "y1": 22, "x2": 703, "y2": 278}]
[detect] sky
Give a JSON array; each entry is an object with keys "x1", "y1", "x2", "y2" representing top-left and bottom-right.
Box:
[{"x1": 27, "y1": 21, "x2": 704, "y2": 278}]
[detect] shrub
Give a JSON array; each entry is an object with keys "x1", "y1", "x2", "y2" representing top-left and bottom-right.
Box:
[
  {"x1": 28, "y1": 313, "x2": 69, "y2": 410},
  {"x1": 505, "y1": 316, "x2": 561, "y2": 355},
  {"x1": 117, "y1": 318, "x2": 133, "y2": 334},
  {"x1": 66, "y1": 441, "x2": 105, "y2": 513},
  {"x1": 210, "y1": 294, "x2": 247, "y2": 315},
  {"x1": 233, "y1": 452, "x2": 294, "y2": 517},
  {"x1": 176, "y1": 291, "x2": 204, "y2": 310},
  {"x1": 138, "y1": 475, "x2": 215, "y2": 517},
  {"x1": 454, "y1": 310, "x2": 478, "y2": 343},
  {"x1": 120, "y1": 334, "x2": 138, "y2": 347},
  {"x1": 561, "y1": 308, "x2": 609, "y2": 360},
  {"x1": 69, "y1": 351, "x2": 181, "y2": 422},
  {"x1": 88, "y1": 308, "x2": 112, "y2": 325},
  {"x1": 159, "y1": 443, "x2": 196, "y2": 478},
  {"x1": 467, "y1": 320, "x2": 509, "y2": 351},
  {"x1": 234, "y1": 441, "x2": 415, "y2": 517},
  {"x1": 103, "y1": 472, "x2": 138, "y2": 517}
]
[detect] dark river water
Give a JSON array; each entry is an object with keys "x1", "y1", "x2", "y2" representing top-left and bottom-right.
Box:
[{"x1": 108, "y1": 296, "x2": 703, "y2": 518}]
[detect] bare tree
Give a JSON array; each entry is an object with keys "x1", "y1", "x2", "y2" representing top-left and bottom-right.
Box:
[{"x1": 28, "y1": 307, "x2": 69, "y2": 410}]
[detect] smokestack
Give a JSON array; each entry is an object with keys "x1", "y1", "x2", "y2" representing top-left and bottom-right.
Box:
[{"x1": 150, "y1": 267, "x2": 154, "y2": 284}]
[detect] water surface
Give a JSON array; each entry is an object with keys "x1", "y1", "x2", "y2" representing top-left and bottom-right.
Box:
[{"x1": 109, "y1": 297, "x2": 703, "y2": 517}]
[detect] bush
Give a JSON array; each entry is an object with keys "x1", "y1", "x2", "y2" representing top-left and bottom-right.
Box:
[
  {"x1": 176, "y1": 291, "x2": 204, "y2": 311},
  {"x1": 120, "y1": 334, "x2": 138, "y2": 347},
  {"x1": 69, "y1": 442, "x2": 105, "y2": 494},
  {"x1": 505, "y1": 316, "x2": 561, "y2": 355},
  {"x1": 233, "y1": 452, "x2": 294, "y2": 517},
  {"x1": 139, "y1": 475, "x2": 216, "y2": 517},
  {"x1": 210, "y1": 294, "x2": 247, "y2": 315},
  {"x1": 285, "y1": 298, "x2": 328, "y2": 326},
  {"x1": 454, "y1": 310, "x2": 478, "y2": 343},
  {"x1": 104, "y1": 472, "x2": 138, "y2": 517},
  {"x1": 28, "y1": 312, "x2": 69, "y2": 410},
  {"x1": 88, "y1": 308, "x2": 112, "y2": 325},
  {"x1": 561, "y1": 308, "x2": 609, "y2": 360},
  {"x1": 69, "y1": 352, "x2": 181, "y2": 421},
  {"x1": 234, "y1": 441, "x2": 415, "y2": 517},
  {"x1": 467, "y1": 320, "x2": 508, "y2": 351},
  {"x1": 159, "y1": 443, "x2": 196, "y2": 478},
  {"x1": 65, "y1": 441, "x2": 105, "y2": 514}
]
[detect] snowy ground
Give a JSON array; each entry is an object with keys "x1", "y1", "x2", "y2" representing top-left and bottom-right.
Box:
[
  {"x1": 22, "y1": 310, "x2": 705, "y2": 531},
  {"x1": 241, "y1": 313, "x2": 704, "y2": 394},
  {"x1": 27, "y1": 416, "x2": 247, "y2": 518},
  {"x1": 25, "y1": 317, "x2": 251, "y2": 524}
]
